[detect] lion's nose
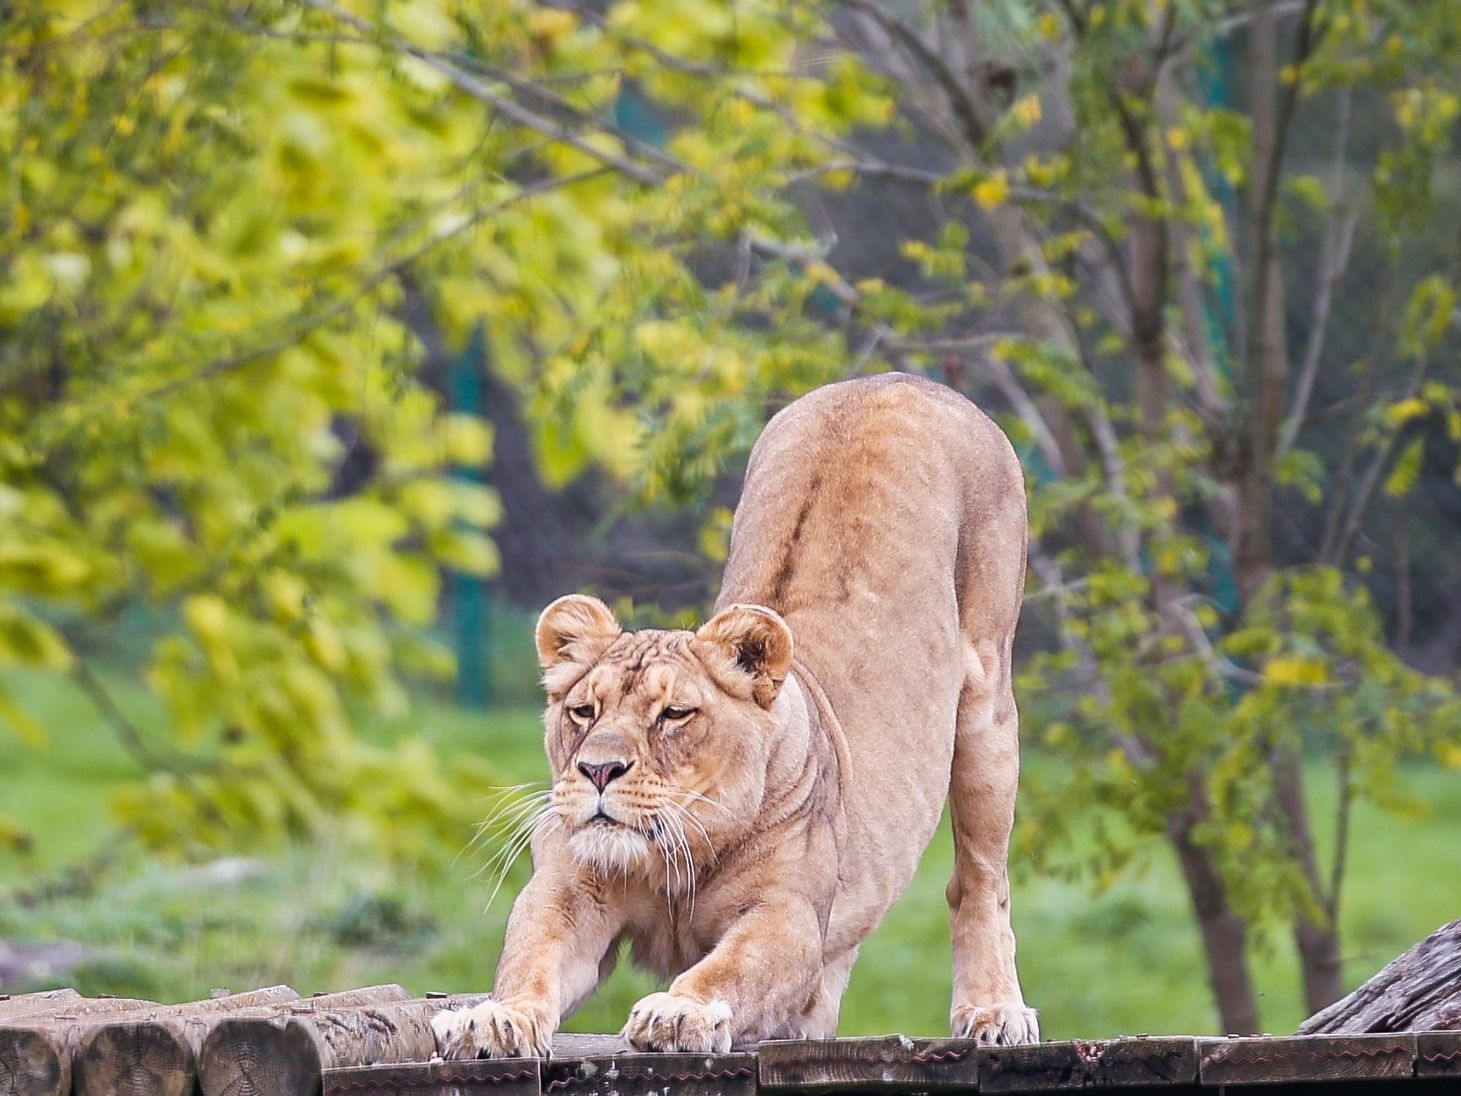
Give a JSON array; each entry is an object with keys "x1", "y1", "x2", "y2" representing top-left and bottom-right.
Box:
[{"x1": 578, "y1": 759, "x2": 632, "y2": 791}]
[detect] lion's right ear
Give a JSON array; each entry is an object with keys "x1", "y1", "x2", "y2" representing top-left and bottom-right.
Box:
[{"x1": 535, "y1": 595, "x2": 621, "y2": 672}]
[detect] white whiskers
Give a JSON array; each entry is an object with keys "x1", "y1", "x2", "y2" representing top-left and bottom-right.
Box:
[{"x1": 458, "y1": 783, "x2": 560, "y2": 913}]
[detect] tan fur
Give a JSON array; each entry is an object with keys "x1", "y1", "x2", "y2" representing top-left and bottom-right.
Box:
[{"x1": 434, "y1": 373, "x2": 1037, "y2": 1057}]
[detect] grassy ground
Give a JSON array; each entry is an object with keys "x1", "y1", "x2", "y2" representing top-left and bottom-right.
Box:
[{"x1": 3, "y1": 664, "x2": 1460, "y2": 1039}]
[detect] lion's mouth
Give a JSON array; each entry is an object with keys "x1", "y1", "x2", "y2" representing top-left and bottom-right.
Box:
[{"x1": 585, "y1": 808, "x2": 660, "y2": 842}]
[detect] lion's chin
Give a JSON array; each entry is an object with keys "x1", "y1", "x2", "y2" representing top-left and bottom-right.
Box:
[{"x1": 567, "y1": 822, "x2": 654, "y2": 875}]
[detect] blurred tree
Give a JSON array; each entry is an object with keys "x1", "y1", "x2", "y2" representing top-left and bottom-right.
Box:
[{"x1": 0, "y1": 1, "x2": 517, "y2": 867}]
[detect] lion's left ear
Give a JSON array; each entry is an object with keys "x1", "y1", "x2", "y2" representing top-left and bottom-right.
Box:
[{"x1": 695, "y1": 604, "x2": 794, "y2": 709}]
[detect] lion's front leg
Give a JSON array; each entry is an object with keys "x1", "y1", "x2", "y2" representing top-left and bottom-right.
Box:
[
  {"x1": 434, "y1": 868, "x2": 623, "y2": 1060},
  {"x1": 622, "y1": 893, "x2": 824, "y2": 1052}
]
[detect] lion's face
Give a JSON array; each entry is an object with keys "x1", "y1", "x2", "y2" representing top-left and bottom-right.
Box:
[{"x1": 533, "y1": 595, "x2": 794, "y2": 881}]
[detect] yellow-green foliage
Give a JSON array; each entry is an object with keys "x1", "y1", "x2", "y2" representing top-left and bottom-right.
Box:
[{"x1": 0, "y1": 2, "x2": 513, "y2": 862}]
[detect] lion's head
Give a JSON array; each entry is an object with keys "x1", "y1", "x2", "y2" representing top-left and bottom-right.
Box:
[{"x1": 532, "y1": 594, "x2": 795, "y2": 881}]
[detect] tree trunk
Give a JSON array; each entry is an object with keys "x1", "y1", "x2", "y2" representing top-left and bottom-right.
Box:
[
  {"x1": 1169, "y1": 799, "x2": 1261, "y2": 1034},
  {"x1": 1272, "y1": 748, "x2": 1345, "y2": 1013},
  {"x1": 1299, "y1": 919, "x2": 1461, "y2": 1033}
]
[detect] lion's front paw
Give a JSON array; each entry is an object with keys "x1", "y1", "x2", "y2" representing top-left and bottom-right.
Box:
[
  {"x1": 952, "y1": 1002, "x2": 1039, "y2": 1045},
  {"x1": 622, "y1": 992, "x2": 733, "y2": 1053},
  {"x1": 432, "y1": 1000, "x2": 552, "y2": 1059}
]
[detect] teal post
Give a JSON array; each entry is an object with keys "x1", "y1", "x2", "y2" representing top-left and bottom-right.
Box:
[
  {"x1": 451, "y1": 326, "x2": 490, "y2": 708},
  {"x1": 1201, "y1": 34, "x2": 1240, "y2": 617}
]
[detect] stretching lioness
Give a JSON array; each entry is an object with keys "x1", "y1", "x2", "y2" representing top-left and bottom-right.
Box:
[{"x1": 434, "y1": 373, "x2": 1037, "y2": 1057}]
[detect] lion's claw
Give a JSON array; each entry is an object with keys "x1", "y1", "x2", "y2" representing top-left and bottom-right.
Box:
[
  {"x1": 432, "y1": 1000, "x2": 551, "y2": 1059},
  {"x1": 622, "y1": 992, "x2": 733, "y2": 1053},
  {"x1": 952, "y1": 1001, "x2": 1039, "y2": 1045}
]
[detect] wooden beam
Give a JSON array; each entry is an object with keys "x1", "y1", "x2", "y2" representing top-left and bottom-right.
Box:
[
  {"x1": 0, "y1": 990, "x2": 82, "y2": 1022},
  {"x1": 323, "y1": 1057, "x2": 542, "y2": 1096},
  {"x1": 979, "y1": 1037, "x2": 1198, "y2": 1091},
  {"x1": 1417, "y1": 1032, "x2": 1461, "y2": 1080},
  {"x1": 197, "y1": 992, "x2": 483, "y2": 1096},
  {"x1": 71, "y1": 985, "x2": 301, "y2": 1096},
  {"x1": 0, "y1": 996, "x2": 161, "y2": 1096},
  {"x1": 759, "y1": 1035, "x2": 978, "y2": 1091},
  {"x1": 547, "y1": 1051, "x2": 758, "y2": 1096},
  {"x1": 1198, "y1": 1033, "x2": 1417, "y2": 1085}
]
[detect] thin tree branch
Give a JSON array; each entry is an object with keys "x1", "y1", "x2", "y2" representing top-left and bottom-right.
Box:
[
  {"x1": 137, "y1": 169, "x2": 610, "y2": 404},
  {"x1": 1278, "y1": 88, "x2": 1357, "y2": 457},
  {"x1": 301, "y1": 0, "x2": 670, "y2": 185},
  {"x1": 1328, "y1": 747, "x2": 1353, "y2": 916},
  {"x1": 1330, "y1": 352, "x2": 1432, "y2": 567},
  {"x1": 70, "y1": 662, "x2": 223, "y2": 833},
  {"x1": 834, "y1": 0, "x2": 992, "y2": 151}
]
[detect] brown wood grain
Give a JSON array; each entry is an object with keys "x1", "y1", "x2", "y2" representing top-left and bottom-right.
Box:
[
  {"x1": 198, "y1": 992, "x2": 484, "y2": 1096},
  {"x1": 323, "y1": 1058, "x2": 542, "y2": 1096},
  {"x1": 1198, "y1": 1033, "x2": 1416, "y2": 1084},
  {"x1": 1300, "y1": 918, "x2": 1461, "y2": 1034},
  {"x1": 545, "y1": 1051, "x2": 757, "y2": 1096},
  {"x1": 979, "y1": 1037, "x2": 1198, "y2": 1091},
  {"x1": 0, "y1": 997, "x2": 161, "y2": 1096},
  {"x1": 1417, "y1": 1031, "x2": 1461, "y2": 1079},
  {"x1": 551, "y1": 1034, "x2": 633, "y2": 1059},
  {"x1": 0, "y1": 991, "x2": 82, "y2": 1023},
  {"x1": 71, "y1": 985, "x2": 301, "y2": 1096},
  {"x1": 759, "y1": 1035, "x2": 977, "y2": 1091}
]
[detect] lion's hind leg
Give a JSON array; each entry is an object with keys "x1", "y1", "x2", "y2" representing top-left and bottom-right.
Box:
[{"x1": 945, "y1": 638, "x2": 1038, "y2": 1045}]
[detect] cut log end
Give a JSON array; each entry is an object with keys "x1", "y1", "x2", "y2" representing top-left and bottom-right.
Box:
[
  {"x1": 198, "y1": 1016, "x2": 321, "y2": 1096},
  {"x1": 72, "y1": 1020, "x2": 193, "y2": 1096},
  {"x1": 0, "y1": 1025, "x2": 68, "y2": 1096}
]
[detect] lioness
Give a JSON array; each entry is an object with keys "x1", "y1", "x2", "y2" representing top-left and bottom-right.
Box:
[{"x1": 434, "y1": 372, "x2": 1037, "y2": 1057}]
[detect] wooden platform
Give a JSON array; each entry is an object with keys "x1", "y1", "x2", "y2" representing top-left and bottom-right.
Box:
[{"x1": 2, "y1": 988, "x2": 1459, "y2": 1096}]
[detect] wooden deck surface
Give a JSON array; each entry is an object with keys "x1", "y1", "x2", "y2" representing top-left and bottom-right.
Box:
[{"x1": 3, "y1": 988, "x2": 1459, "y2": 1095}]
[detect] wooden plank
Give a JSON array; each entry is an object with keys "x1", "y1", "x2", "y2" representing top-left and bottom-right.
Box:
[
  {"x1": 1098, "y1": 1038, "x2": 1200, "y2": 1087},
  {"x1": 198, "y1": 992, "x2": 484, "y2": 1096},
  {"x1": 1198, "y1": 1034, "x2": 1416, "y2": 1085},
  {"x1": 1416, "y1": 1031, "x2": 1461, "y2": 1079},
  {"x1": 759, "y1": 1035, "x2": 977, "y2": 1091},
  {"x1": 71, "y1": 985, "x2": 301, "y2": 1096},
  {"x1": 546, "y1": 1052, "x2": 756, "y2": 1096},
  {"x1": 323, "y1": 1058, "x2": 541, "y2": 1096},
  {"x1": 0, "y1": 990, "x2": 82, "y2": 1022},
  {"x1": 187, "y1": 982, "x2": 413, "y2": 1096},
  {"x1": 552, "y1": 1034, "x2": 633, "y2": 1058},
  {"x1": 979, "y1": 1037, "x2": 1197, "y2": 1092},
  {"x1": 546, "y1": 1052, "x2": 758, "y2": 1096},
  {"x1": 978, "y1": 1040, "x2": 1092, "y2": 1092}
]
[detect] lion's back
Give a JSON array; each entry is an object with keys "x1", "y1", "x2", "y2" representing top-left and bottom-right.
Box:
[{"x1": 718, "y1": 372, "x2": 1024, "y2": 628}]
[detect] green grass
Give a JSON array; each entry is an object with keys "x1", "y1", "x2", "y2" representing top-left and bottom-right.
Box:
[{"x1": 3, "y1": 665, "x2": 1460, "y2": 1039}]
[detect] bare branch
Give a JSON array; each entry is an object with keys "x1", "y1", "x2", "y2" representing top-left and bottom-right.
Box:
[
  {"x1": 742, "y1": 231, "x2": 859, "y2": 307},
  {"x1": 1278, "y1": 89, "x2": 1357, "y2": 457},
  {"x1": 1329, "y1": 352, "x2": 1432, "y2": 567},
  {"x1": 301, "y1": 0, "x2": 670, "y2": 185},
  {"x1": 833, "y1": 0, "x2": 992, "y2": 152}
]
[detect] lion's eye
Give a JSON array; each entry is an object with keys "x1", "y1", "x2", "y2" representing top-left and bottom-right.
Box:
[
  {"x1": 660, "y1": 706, "x2": 696, "y2": 722},
  {"x1": 568, "y1": 703, "x2": 596, "y2": 723}
]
